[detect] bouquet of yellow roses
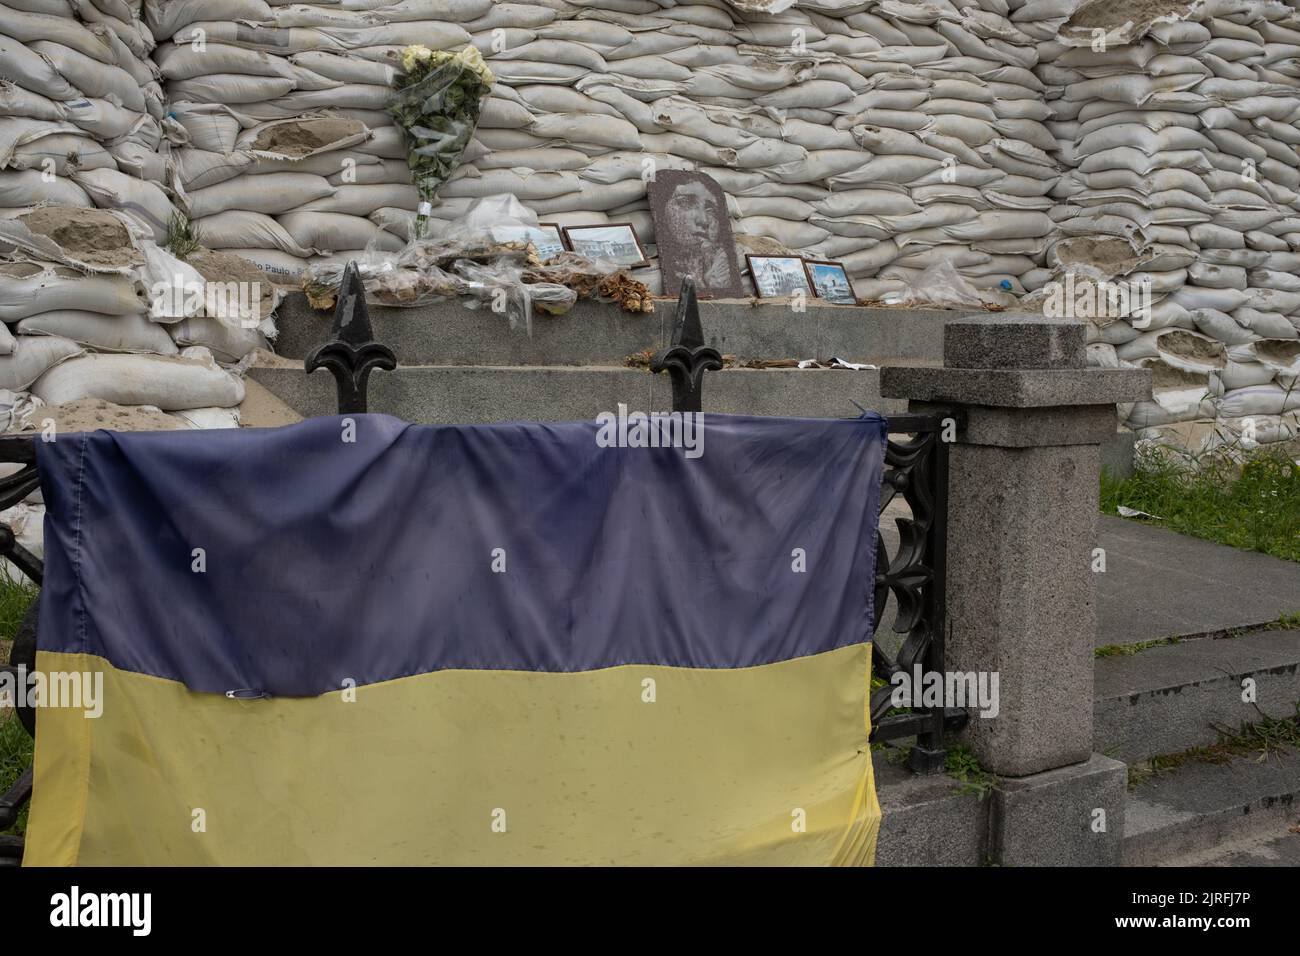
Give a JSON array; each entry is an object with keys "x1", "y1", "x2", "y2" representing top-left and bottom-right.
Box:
[{"x1": 389, "y1": 45, "x2": 494, "y2": 238}]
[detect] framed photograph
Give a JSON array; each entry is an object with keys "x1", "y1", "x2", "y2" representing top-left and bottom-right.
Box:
[
  {"x1": 490, "y1": 223, "x2": 566, "y2": 262},
  {"x1": 561, "y1": 223, "x2": 648, "y2": 269},
  {"x1": 746, "y1": 255, "x2": 812, "y2": 298},
  {"x1": 804, "y1": 259, "x2": 857, "y2": 305}
]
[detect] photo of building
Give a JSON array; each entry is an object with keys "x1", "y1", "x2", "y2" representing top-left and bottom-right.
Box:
[
  {"x1": 563, "y1": 226, "x2": 645, "y2": 267},
  {"x1": 750, "y1": 256, "x2": 811, "y2": 298},
  {"x1": 808, "y1": 262, "x2": 855, "y2": 304}
]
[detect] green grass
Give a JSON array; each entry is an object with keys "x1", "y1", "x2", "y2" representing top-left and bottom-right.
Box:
[
  {"x1": 165, "y1": 212, "x2": 200, "y2": 260},
  {"x1": 1269, "y1": 611, "x2": 1300, "y2": 631},
  {"x1": 1095, "y1": 636, "x2": 1181, "y2": 658},
  {"x1": 0, "y1": 577, "x2": 37, "y2": 837},
  {"x1": 1214, "y1": 702, "x2": 1300, "y2": 760},
  {"x1": 945, "y1": 744, "x2": 996, "y2": 797},
  {"x1": 1127, "y1": 702, "x2": 1300, "y2": 790},
  {"x1": 1102, "y1": 448, "x2": 1300, "y2": 562},
  {"x1": 0, "y1": 577, "x2": 38, "y2": 663},
  {"x1": 1094, "y1": 612, "x2": 1300, "y2": 658},
  {"x1": 0, "y1": 712, "x2": 31, "y2": 836}
]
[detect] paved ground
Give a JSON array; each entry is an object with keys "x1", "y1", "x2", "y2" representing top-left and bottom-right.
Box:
[
  {"x1": 1171, "y1": 827, "x2": 1300, "y2": 866},
  {"x1": 1124, "y1": 746, "x2": 1300, "y2": 865},
  {"x1": 877, "y1": 508, "x2": 1300, "y2": 650},
  {"x1": 1096, "y1": 516, "x2": 1300, "y2": 648}
]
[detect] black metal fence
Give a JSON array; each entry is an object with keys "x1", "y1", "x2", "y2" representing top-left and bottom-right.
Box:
[
  {"x1": 0, "y1": 432, "x2": 39, "y2": 865},
  {"x1": 0, "y1": 274, "x2": 962, "y2": 865},
  {"x1": 869, "y1": 413, "x2": 965, "y2": 773},
  {"x1": 648, "y1": 279, "x2": 964, "y2": 774}
]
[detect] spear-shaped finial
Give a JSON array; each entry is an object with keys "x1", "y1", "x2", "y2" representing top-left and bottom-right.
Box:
[
  {"x1": 650, "y1": 277, "x2": 721, "y2": 413},
  {"x1": 304, "y1": 261, "x2": 397, "y2": 415}
]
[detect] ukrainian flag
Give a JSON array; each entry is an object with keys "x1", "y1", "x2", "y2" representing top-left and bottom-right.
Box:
[{"x1": 24, "y1": 413, "x2": 885, "y2": 866}]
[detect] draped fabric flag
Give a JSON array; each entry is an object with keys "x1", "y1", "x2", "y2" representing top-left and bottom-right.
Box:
[{"x1": 25, "y1": 412, "x2": 886, "y2": 866}]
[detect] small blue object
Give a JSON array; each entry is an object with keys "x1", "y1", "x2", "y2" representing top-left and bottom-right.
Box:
[{"x1": 999, "y1": 279, "x2": 1012, "y2": 290}]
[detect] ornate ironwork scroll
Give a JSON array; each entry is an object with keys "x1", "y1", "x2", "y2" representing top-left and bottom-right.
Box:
[
  {"x1": 304, "y1": 260, "x2": 397, "y2": 415},
  {"x1": 0, "y1": 436, "x2": 39, "y2": 865},
  {"x1": 868, "y1": 414, "x2": 966, "y2": 774}
]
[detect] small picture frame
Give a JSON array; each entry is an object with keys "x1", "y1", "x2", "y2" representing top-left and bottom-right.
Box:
[
  {"x1": 490, "y1": 223, "x2": 566, "y2": 262},
  {"x1": 804, "y1": 259, "x2": 857, "y2": 305},
  {"x1": 746, "y1": 255, "x2": 812, "y2": 298},
  {"x1": 561, "y1": 223, "x2": 648, "y2": 269}
]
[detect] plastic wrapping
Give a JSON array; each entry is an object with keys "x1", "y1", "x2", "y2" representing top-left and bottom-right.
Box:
[
  {"x1": 388, "y1": 46, "x2": 494, "y2": 240},
  {"x1": 454, "y1": 257, "x2": 577, "y2": 332},
  {"x1": 302, "y1": 194, "x2": 652, "y2": 327},
  {"x1": 875, "y1": 260, "x2": 1008, "y2": 311}
]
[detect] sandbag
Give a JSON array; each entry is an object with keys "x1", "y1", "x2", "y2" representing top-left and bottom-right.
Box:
[
  {"x1": 277, "y1": 210, "x2": 405, "y2": 254},
  {"x1": 0, "y1": 336, "x2": 85, "y2": 390},
  {"x1": 0, "y1": 262, "x2": 140, "y2": 320},
  {"x1": 32, "y1": 352, "x2": 246, "y2": 409},
  {"x1": 72, "y1": 168, "x2": 179, "y2": 243},
  {"x1": 195, "y1": 211, "x2": 318, "y2": 258},
  {"x1": 17, "y1": 310, "x2": 179, "y2": 354},
  {"x1": 185, "y1": 173, "x2": 336, "y2": 219},
  {"x1": 168, "y1": 316, "x2": 269, "y2": 364}
]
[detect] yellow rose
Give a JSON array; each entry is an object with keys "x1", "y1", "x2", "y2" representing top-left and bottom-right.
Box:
[
  {"x1": 452, "y1": 45, "x2": 495, "y2": 86},
  {"x1": 400, "y1": 44, "x2": 434, "y2": 74}
]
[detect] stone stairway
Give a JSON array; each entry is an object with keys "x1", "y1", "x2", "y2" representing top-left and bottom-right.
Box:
[
  {"x1": 251, "y1": 293, "x2": 951, "y2": 423},
  {"x1": 1095, "y1": 628, "x2": 1300, "y2": 765},
  {"x1": 1124, "y1": 748, "x2": 1300, "y2": 866},
  {"x1": 1103, "y1": 626, "x2": 1300, "y2": 865},
  {"x1": 1092, "y1": 516, "x2": 1300, "y2": 864}
]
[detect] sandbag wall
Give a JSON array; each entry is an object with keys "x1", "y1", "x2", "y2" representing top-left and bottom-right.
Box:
[
  {"x1": 0, "y1": 203, "x2": 263, "y2": 414},
  {"x1": 0, "y1": 0, "x2": 177, "y2": 239},
  {"x1": 144, "y1": 0, "x2": 1062, "y2": 294},
  {"x1": 0, "y1": 202, "x2": 262, "y2": 574},
  {"x1": 0, "y1": 2, "x2": 259, "y2": 429},
  {"x1": 473, "y1": 0, "x2": 1061, "y2": 298},
  {"x1": 149, "y1": 0, "x2": 424, "y2": 280},
  {"x1": 5, "y1": 0, "x2": 1300, "y2": 459},
  {"x1": 1035, "y1": 0, "x2": 1300, "y2": 455}
]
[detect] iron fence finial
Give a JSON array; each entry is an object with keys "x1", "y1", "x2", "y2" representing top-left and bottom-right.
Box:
[
  {"x1": 304, "y1": 261, "x2": 397, "y2": 415},
  {"x1": 649, "y1": 277, "x2": 722, "y2": 414}
]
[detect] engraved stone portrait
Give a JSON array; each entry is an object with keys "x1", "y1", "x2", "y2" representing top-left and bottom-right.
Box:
[{"x1": 647, "y1": 171, "x2": 745, "y2": 299}]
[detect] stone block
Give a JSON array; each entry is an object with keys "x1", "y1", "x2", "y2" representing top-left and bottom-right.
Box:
[
  {"x1": 874, "y1": 756, "x2": 990, "y2": 866},
  {"x1": 944, "y1": 442, "x2": 1099, "y2": 776},
  {"x1": 248, "y1": 364, "x2": 906, "y2": 425},
  {"x1": 910, "y1": 401, "x2": 1118, "y2": 447},
  {"x1": 881, "y1": 366, "x2": 1151, "y2": 408},
  {"x1": 945, "y1": 314, "x2": 1086, "y2": 370},
  {"x1": 273, "y1": 293, "x2": 956, "y2": 368},
  {"x1": 991, "y1": 754, "x2": 1127, "y2": 866}
]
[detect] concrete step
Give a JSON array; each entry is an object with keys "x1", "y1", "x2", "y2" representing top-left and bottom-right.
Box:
[
  {"x1": 1160, "y1": 822, "x2": 1300, "y2": 866},
  {"x1": 1123, "y1": 746, "x2": 1300, "y2": 865},
  {"x1": 1096, "y1": 515, "x2": 1300, "y2": 649},
  {"x1": 248, "y1": 361, "x2": 903, "y2": 424},
  {"x1": 1094, "y1": 629, "x2": 1300, "y2": 764},
  {"x1": 272, "y1": 292, "x2": 956, "y2": 367},
  {"x1": 261, "y1": 296, "x2": 1142, "y2": 474}
]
